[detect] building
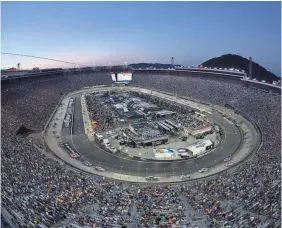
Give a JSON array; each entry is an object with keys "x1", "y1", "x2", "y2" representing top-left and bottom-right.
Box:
[
  {"x1": 125, "y1": 122, "x2": 168, "y2": 146},
  {"x1": 155, "y1": 110, "x2": 176, "y2": 118},
  {"x1": 190, "y1": 126, "x2": 213, "y2": 137}
]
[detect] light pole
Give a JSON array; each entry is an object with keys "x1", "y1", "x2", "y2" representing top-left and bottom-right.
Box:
[{"x1": 146, "y1": 168, "x2": 148, "y2": 177}]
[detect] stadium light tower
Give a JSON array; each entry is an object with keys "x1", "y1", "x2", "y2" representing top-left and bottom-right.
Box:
[
  {"x1": 171, "y1": 57, "x2": 174, "y2": 68},
  {"x1": 92, "y1": 63, "x2": 96, "y2": 72}
]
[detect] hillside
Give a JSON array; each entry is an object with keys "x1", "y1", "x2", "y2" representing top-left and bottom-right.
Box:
[
  {"x1": 129, "y1": 63, "x2": 181, "y2": 69},
  {"x1": 201, "y1": 54, "x2": 279, "y2": 82}
]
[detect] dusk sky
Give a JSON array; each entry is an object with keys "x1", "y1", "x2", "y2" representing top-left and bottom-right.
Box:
[{"x1": 1, "y1": 1, "x2": 281, "y2": 76}]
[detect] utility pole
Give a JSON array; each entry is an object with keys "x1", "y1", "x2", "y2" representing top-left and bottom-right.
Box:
[{"x1": 248, "y1": 57, "x2": 252, "y2": 79}]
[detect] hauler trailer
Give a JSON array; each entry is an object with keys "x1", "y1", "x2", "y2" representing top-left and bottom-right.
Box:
[
  {"x1": 160, "y1": 121, "x2": 174, "y2": 131},
  {"x1": 186, "y1": 140, "x2": 214, "y2": 156},
  {"x1": 164, "y1": 119, "x2": 179, "y2": 130},
  {"x1": 156, "y1": 122, "x2": 170, "y2": 132}
]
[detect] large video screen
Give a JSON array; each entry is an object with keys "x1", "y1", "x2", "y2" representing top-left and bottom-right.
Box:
[
  {"x1": 117, "y1": 72, "x2": 132, "y2": 81},
  {"x1": 111, "y1": 73, "x2": 117, "y2": 81}
]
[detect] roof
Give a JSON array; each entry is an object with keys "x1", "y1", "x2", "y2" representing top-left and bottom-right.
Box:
[
  {"x1": 155, "y1": 110, "x2": 176, "y2": 116},
  {"x1": 241, "y1": 78, "x2": 281, "y2": 89},
  {"x1": 137, "y1": 102, "x2": 158, "y2": 109},
  {"x1": 191, "y1": 126, "x2": 212, "y2": 136},
  {"x1": 186, "y1": 140, "x2": 213, "y2": 153}
]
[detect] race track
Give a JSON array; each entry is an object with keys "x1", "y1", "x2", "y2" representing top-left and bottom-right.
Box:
[{"x1": 61, "y1": 91, "x2": 243, "y2": 177}]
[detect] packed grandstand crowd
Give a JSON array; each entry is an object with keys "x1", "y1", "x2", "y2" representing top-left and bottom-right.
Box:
[
  {"x1": 1, "y1": 71, "x2": 281, "y2": 227},
  {"x1": 85, "y1": 94, "x2": 116, "y2": 131}
]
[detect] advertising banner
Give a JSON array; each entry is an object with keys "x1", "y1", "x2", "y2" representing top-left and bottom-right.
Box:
[
  {"x1": 111, "y1": 73, "x2": 117, "y2": 81},
  {"x1": 117, "y1": 72, "x2": 132, "y2": 81}
]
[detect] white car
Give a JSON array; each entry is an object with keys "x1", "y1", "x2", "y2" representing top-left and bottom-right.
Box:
[
  {"x1": 95, "y1": 166, "x2": 105, "y2": 172},
  {"x1": 110, "y1": 147, "x2": 117, "y2": 153},
  {"x1": 84, "y1": 161, "x2": 93, "y2": 167},
  {"x1": 198, "y1": 168, "x2": 208, "y2": 173},
  {"x1": 145, "y1": 176, "x2": 159, "y2": 181},
  {"x1": 180, "y1": 175, "x2": 191, "y2": 179},
  {"x1": 105, "y1": 143, "x2": 111, "y2": 148},
  {"x1": 224, "y1": 157, "x2": 232, "y2": 162},
  {"x1": 225, "y1": 162, "x2": 234, "y2": 167}
]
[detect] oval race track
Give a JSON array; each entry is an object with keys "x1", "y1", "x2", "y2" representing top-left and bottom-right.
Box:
[{"x1": 58, "y1": 87, "x2": 244, "y2": 178}]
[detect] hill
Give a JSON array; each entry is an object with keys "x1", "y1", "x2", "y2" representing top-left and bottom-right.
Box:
[
  {"x1": 201, "y1": 54, "x2": 279, "y2": 82},
  {"x1": 129, "y1": 63, "x2": 181, "y2": 69}
]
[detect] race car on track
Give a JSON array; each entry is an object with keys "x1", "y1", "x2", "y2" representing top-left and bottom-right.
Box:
[
  {"x1": 198, "y1": 168, "x2": 208, "y2": 173},
  {"x1": 180, "y1": 175, "x2": 191, "y2": 179},
  {"x1": 70, "y1": 153, "x2": 80, "y2": 158},
  {"x1": 145, "y1": 176, "x2": 159, "y2": 181},
  {"x1": 225, "y1": 162, "x2": 235, "y2": 167},
  {"x1": 95, "y1": 166, "x2": 105, "y2": 172},
  {"x1": 84, "y1": 161, "x2": 93, "y2": 167}
]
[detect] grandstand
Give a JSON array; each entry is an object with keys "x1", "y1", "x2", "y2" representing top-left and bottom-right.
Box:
[{"x1": 1, "y1": 65, "x2": 281, "y2": 227}]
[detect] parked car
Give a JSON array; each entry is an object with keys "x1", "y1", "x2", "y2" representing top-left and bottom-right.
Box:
[
  {"x1": 119, "y1": 141, "x2": 125, "y2": 145},
  {"x1": 110, "y1": 147, "x2": 117, "y2": 153},
  {"x1": 59, "y1": 142, "x2": 64, "y2": 147},
  {"x1": 224, "y1": 156, "x2": 232, "y2": 162},
  {"x1": 103, "y1": 139, "x2": 111, "y2": 147}
]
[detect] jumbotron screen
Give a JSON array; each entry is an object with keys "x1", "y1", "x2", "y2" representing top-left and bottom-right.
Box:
[
  {"x1": 111, "y1": 73, "x2": 117, "y2": 81},
  {"x1": 117, "y1": 72, "x2": 132, "y2": 81}
]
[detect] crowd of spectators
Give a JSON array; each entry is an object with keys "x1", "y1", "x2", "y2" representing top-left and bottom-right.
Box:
[
  {"x1": 1, "y1": 71, "x2": 281, "y2": 227},
  {"x1": 85, "y1": 94, "x2": 117, "y2": 131},
  {"x1": 132, "y1": 74, "x2": 281, "y2": 225}
]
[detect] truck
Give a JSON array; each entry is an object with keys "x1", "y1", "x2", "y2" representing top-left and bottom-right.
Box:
[{"x1": 103, "y1": 139, "x2": 110, "y2": 147}]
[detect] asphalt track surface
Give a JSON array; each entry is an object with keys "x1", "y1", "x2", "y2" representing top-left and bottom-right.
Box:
[
  {"x1": 62, "y1": 93, "x2": 242, "y2": 177},
  {"x1": 72, "y1": 96, "x2": 85, "y2": 135}
]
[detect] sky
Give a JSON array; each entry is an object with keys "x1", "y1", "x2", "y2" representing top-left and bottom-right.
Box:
[{"x1": 1, "y1": 1, "x2": 281, "y2": 76}]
